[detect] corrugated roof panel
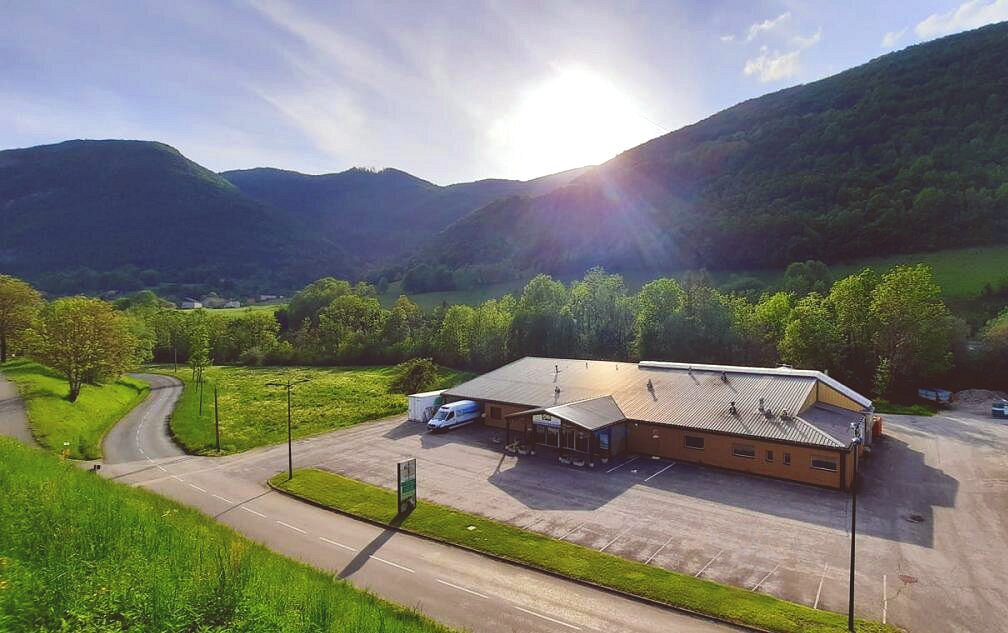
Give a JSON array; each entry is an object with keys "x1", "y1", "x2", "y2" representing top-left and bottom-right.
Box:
[
  {"x1": 443, "y1": 357, "x2": 858, "y2": 448},
  {"x1": 544, "y1": 395, "x2": 625, "y2": 431}
]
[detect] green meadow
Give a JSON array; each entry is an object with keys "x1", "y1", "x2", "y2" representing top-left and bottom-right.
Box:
[
  {"x1": 150, "y1": 364, "x2": 472, "y2": 454},
  {"x1": 0, "y1": 438, "x2": 455, "y2": 633},
  {"x1": 0, "y1": 359, "x2": 149, "y2": 459}
]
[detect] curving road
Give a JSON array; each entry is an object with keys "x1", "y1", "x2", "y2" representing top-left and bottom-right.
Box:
[
  {"x1": 0, "y1": 369, "x2": 34, "y2": 446},
  {"x1": 95, "y1": 373, "x2": 742, "y2": 633}
]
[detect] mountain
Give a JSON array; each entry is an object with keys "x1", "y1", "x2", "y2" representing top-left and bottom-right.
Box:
[
  {"x1": 414, "y1": 22, "x2": 1008, "y2": 280},
  {"x1": 0, "y1": 139, "x2": 349, "y2": 291},
  {"x1": 220, "y1": 165, "x2": 589, "y2": 264}
]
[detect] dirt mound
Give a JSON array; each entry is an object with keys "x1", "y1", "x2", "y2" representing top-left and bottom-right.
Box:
[{"x1": 954, "y1": 389, "x2": 1008, "y2": 415}]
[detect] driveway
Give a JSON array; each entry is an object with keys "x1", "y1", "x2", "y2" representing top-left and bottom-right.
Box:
[{"x1": 303, "y1": 409, "x2": 1008, "y2": 633}]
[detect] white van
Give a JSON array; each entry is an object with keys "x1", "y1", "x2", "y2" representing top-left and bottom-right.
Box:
[{"x1": 427, "y1": 400, "x2": 482, "y2": 432}]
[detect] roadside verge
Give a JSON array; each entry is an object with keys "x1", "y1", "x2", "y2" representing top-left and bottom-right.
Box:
[{"x1": 269, "y1": 468, "x2": 898, "y2": 633}]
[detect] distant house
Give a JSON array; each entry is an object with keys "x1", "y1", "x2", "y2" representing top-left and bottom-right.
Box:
[
  {"x1": 259, "y1": 294, "x2": 279, "y2": 301},
  {"x1": 224, "y1": 300, "x2": 241, "y2": 309},
  {"x1": 180, "y1": 299, "x2": 202, "y2": 309}
]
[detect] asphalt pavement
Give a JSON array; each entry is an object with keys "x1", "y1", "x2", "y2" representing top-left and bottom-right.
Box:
[
  {"x1": 0, "y1": 368, "x2": 34, "y2": 445},
  {"x1": 94, "y1": 374, "x2": 742, "y2": 633}
]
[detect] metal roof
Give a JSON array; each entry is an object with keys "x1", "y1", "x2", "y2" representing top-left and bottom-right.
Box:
[
  {"x1": 512, "y1": 395, "x2": 626, "y2": 431},
  {"x1": 443, "y1": 357, "x2": 865, "y2": 449}
]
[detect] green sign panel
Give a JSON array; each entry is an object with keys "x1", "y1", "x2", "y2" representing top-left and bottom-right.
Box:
[{"x1": 397, "y1": 458, "x2": 417, "y2": 514}]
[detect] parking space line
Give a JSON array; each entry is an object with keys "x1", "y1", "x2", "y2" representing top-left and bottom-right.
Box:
[
  {"x1": 436, "y1": 578, "x2": 490, "y2": 599},
  {"x1": 559, "y1": 523, "x2": 583, "y2": 539},
  {"x1": 814, "y1": 563, "x2": 828, "y2": 609},
  {"x1": 606, "y1": 456, "x2": 638, "y2": 473},
  {"x1": 277, "y1": 520, "x2": 306, "y2": 534},
  {"x1": 514, "y1": 606, "x2": 582, "y2": 630},
  {"x1": 599, "y1": 527, "x2": 632, "y2": 552},
  {"x1": 751, "y1": 564, "x2": 779, "y2": 591},
  {"x1": 645, "y1": 536, "x2": 675, "y2": 564},
  {"x1": 882, "y1": 574, "x2": 887, "y2": 624},
  {"x1": 369, "y1": 555, "x2": 414, "y2": 573},
  {"x1": 644, "y1": 462, "x2": 676, "y2": 482},
  {"x1": 694, "y1": 549, "x2": 723, "y2": 577},
  {"x1": 320, "y1": 536, "x2": 357, "y2": 552}
]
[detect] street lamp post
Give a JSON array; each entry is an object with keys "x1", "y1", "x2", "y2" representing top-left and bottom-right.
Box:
[
  {"x1": 848, "y1": 420, "x2": 863, "y2": 632},
  {"x1": 267, "y1": 376, "x2": 311, "y2": 480}
]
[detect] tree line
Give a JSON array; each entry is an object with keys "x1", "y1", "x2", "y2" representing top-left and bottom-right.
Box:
[{"x1": 2, "y1": 263, "x2": 1005, "y2": 403}]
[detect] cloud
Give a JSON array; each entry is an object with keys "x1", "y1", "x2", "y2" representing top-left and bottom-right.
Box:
[
  {"x1": 881, "y1": 28, "x2": 906, "y2": 47},
  {"x1": 915, "y1": 0, "x2": 1008, "y2": 38},
  {"x1": 792, "y1": 28, "x2": 822, "y2": 48},
  {"x1": 743, "y1": 46, "x2": 802, "y2": 81},
  {"x1": 720, "y1": 34, "x2": 735, "y2": 42},
  {"x1": 747, "y1": 11, "x2": 791, "y2": 41}
]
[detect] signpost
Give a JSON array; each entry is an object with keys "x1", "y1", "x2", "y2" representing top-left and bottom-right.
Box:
[{"x1": 397, "y1": 458, "x2": 417, "y2": 515}]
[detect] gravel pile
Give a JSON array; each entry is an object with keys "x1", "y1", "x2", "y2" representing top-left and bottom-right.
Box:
[{"x1": 953, "y1": 389, "x2": 1008, "y2": 415}]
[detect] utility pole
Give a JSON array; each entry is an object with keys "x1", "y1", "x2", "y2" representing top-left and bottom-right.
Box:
[
  {"x1": 198, "y1": 375, "x2": 204, "y2": 416},
  {"x1": 214, "y1": 385, "x2": 221, "y2": 453},
  {"x1": 267, "y1": 376, "x2": 311, "y2": 480},
  {"x1": 848, "y1": 421, "x2": 863, "y2": 632}
]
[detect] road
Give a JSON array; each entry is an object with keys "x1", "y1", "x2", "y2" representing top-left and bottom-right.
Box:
[
  {"x1": 97, "y1": 374, "x2": 742, "y2": 633},
  {"x1": 0, "y1": 368, "x2": 34, "y2": 445}
]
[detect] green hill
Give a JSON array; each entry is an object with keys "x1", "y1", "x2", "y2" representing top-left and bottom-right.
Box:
[{"x1": 414, "y1": 22, "x2": 1008, "y2": 281}]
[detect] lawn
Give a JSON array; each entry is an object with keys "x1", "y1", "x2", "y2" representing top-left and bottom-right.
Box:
[
  {"x1": 0, "y1": 359, "x2": 149, "y2": 459},
  {"x1": 271, "y1": 468, "x2": 897, "y2": 633},
  {"x1": 149, "y1": 364, "x2": 473, "y2": 455},
  {"x1": 181, "y1": 302, "x2": 285, "y2": 320},
  {"x1": 381, "y1": 245, "x2": 1008, "y2": 308},
  {"x1": 0, "y1": 438, "x2": 456, "y2": 633}
]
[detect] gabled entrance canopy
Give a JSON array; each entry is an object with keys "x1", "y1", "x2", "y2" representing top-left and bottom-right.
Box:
[{"x1": 506, "y1": 395, "x2": 626, "y2": 431}]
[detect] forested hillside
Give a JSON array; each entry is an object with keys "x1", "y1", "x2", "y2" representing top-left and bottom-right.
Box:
[
  {"x1": 414, "y1": 22, "x2": 1008, "y2": 284},
  {"x1": 0, "y1": 140, "x2": 350, "y2": 292}
]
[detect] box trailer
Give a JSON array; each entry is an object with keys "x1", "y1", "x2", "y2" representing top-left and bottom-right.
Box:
[{"x1": 408, "y1": 390, "x2": 445, "y2": 422}]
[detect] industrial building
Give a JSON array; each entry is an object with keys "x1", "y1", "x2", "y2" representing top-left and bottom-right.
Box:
[{"x1": 442, "y1": 357, "x2": 875, "y2": 490}]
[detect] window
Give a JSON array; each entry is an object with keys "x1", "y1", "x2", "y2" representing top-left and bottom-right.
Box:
[
  {"x1": 732, "y1": 444, "x2": 755, "y2": 459},
  {"x1": 811, "y1": 456, "x2": 838, "y2": 472},
  {"x1": 489, "y1": 406, "x2": 502, "y2": 420},
  {"x1": 684, "y1": 435, "x2": 705, "y2": 450},
  {"x1": 765, "y1": 450, "x2": 774, "y2": 463},
  {"x1": 783, "y1": 452, "x2": 791, "y2": 466}
]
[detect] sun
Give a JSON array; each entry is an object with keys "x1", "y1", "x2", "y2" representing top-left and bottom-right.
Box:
[{"x1": 488, "y1": 67, "x2": 664, "y2": 179}]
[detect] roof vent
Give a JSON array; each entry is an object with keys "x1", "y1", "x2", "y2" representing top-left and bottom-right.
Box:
[
  {"x1": 781, "y1": 409, "x2": 790, "y2": 421},
  {"x1": 646, "y1": 379, "x2": 654, "y2": 392},
  {"x1": 729, "y1": 401, "x2": 738, "y2": 416},
  {"x1": 764, "y1": 407, "x2": 774, "y2": 419},
  {"x1": 779, "y1": 364, "x2": 792, "y2": 369},
  {"x1": 758, "y1": 397, "x2": 765, "y2": 413},
  {"x1": 688, "y1": 366, "x2": 693, "y2": 377},
  {"x1": 555, "y1": 364, "x2": 559, "y2": 374},
  {"x1": 554, "y1": 385, "x2": 561, "y2": 395},
  {"x1": 721, "y1": 371, "x2": 728, "y2": 383}
]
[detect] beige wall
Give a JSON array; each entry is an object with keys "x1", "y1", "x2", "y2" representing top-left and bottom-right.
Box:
[
  {"x1": 627, "y1": 422, "x2": 848, "y2": 489},
  {"x1": 816, "y1": 381, "x2": 864, "y2": 412}
]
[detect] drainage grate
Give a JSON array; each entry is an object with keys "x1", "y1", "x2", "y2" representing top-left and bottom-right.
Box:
[{"x1": 905, "y1": 513, "x2": 925, "y2": 523}]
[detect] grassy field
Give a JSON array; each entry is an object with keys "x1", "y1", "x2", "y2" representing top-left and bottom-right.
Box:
[
  {"x1": 149, "y1": 365, "x2": 473, "y2": 455},
  {"x1": 0, "y1": 438, "x2": 455, "y2": 633},
  {"x1": 381, "y1": 245, "x2": 1008, "y2": 308},
  {"x1": 0, "y1": 359, "x2": 149, "y2": 459},
  {"x1": 272, "y1": 468, "x2": 896, "y2": 633},
  {"x1": 181, "y1": 302, "x2": 285, "y2": 320}
]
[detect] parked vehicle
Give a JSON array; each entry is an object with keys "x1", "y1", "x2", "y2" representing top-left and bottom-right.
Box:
[
  {"x1": 918, "y1": 387, "x2": 953, "y2": 406},
  {"x1": 993, "y1": 400, "x2": 1008, "y2": 419},
  {"x1": 427, "y1": 400, "x2": 482, "y2": 432},
  {"x1": 408, "y1": 390, "x2": 445, "y2": 422}
]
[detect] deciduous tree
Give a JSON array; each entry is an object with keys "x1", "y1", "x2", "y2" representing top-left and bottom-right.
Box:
[{"x1": 0, "y1": 275, "x2": 41, "y2": 363}]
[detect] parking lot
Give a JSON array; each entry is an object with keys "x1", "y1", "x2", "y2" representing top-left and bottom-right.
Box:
[{"x1": 302, "y1": 410, "x2": 1008, "y2": 633}]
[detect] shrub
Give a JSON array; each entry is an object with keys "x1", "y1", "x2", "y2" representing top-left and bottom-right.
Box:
[{"x1": 389, "y1": 358, "x2": 438, "y2": 394}]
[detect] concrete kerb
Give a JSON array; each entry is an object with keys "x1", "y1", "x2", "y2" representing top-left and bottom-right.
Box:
[{"x1": 266, "y1": 478, "x2": 767, "y2": 633}]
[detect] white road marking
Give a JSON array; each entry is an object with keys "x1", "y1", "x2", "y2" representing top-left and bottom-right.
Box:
[
  {"x1": 513, "y1": 606, "x2": 582, "y2": 630},
  {"x1": 320, "y1": 536, "x2": 356, "y2": 552},
  {"x1": 606, "y1": 456, "x2": 638, "y2": 473},
  {"x1": 751, "y1": 564, "x2": 779, "y2": 591},
  {"x1": 157, "y1": 465, "x2": 167, "y2": 472},
  {"x1": 369, "y1": 555, "x2": 414, "y2": 573},
  {"x1": 645, "y1": 535, "x2": 675, "y2": 564},
  {"x1": 212, "y1": 494, "x2": 233, "y2": 504},
  {"x1": 882, "y1": 574, "x2": 887, "y2": 624},
  {"x1": 188, "y1": 483, "x2": 207, "y2": 493},
  {"x1": 599, "y1": 527, "x2": 632, "y2": 552},
  {"x1": 814, "y1": 563, "x2": 828, "y2": 609},
  {"x1": 559, "y1": 523, "x2": 584, "y2": 540},
  {"x1": 171, "y1": 475, "x2": 184, "y2": 482},
  {"x1": 644, "y1": 462, "x2": 676, "y2": 482},
  {"x1": 435, "y1": 578, "x2": 490, "y2": 599},
  {"x1": 277, "y1": 521, "x2": 306, "y2": 534},
  {"x1": 694, "y1": 549, "x2": 724, "y2": 577},
  {"x1": 241, "y1": 507, "x2": 267, "y2": 518}
]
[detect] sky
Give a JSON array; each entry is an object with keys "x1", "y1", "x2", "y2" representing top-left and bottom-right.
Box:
[{"x1": 2, "y1": 0, "x2": 1007, "y2": 184}]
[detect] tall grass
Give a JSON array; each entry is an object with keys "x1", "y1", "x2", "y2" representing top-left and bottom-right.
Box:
[
  {"x1": 149, "y1": 365, "x2": 472, "y2": 455},
  {"x1": 0, "y1": 438, "x2": 455, "y2": 633},
  {"x1": 1, "y1": 359, "x2": 149, "y2": 459}
]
